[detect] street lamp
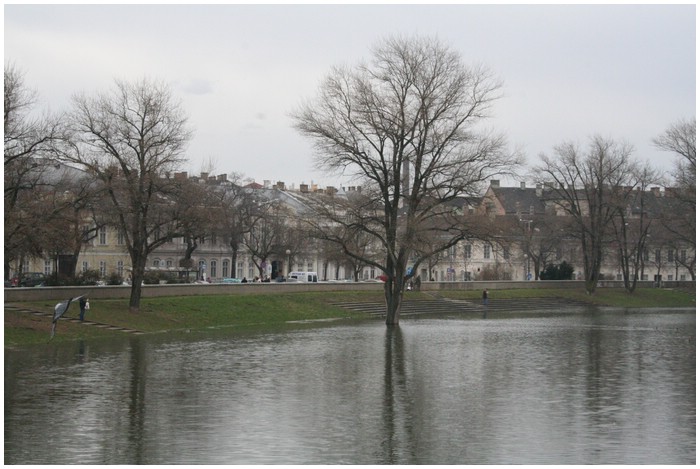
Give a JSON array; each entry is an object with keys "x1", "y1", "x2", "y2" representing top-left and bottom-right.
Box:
[
  {"x1": 520, "y1": 218, "x2": 532, "y2": 280},
  {"x1": 285, "y1": 249, "x2": 291, "y2": 278},
  {"x1": 524, "y1": 253, "x2": 531, "y2": 281}
]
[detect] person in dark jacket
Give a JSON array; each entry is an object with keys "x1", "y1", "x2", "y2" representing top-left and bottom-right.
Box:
[
  {"x1": 79, "y1": 297, "x2": 89, "y2": 321},
  {"x1": 482, "y1": 289, "x2": 488, "y2": 305}
]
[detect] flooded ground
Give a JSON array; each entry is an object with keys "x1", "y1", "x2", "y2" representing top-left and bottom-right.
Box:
[{"x1": 5, "y1": 308, "x2": 695, "y2": 464}]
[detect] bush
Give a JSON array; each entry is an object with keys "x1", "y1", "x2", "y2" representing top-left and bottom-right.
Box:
[
  {"x1": 105, "y1": 271, "x2": 123, "y2": 285},
  {"x1": 76, "y1": 269, "x2": 102, "y2": 285},
  {"x1": 540, "y1": 261, "x2": 574, "y2": 280},
  {"x1": 478, "y1": 263, "x2": 512, "y2": 281},
  {"x1": 143, "y1": 271, "x2": 163, "y2": 285},
  {"x1": 44, "y1": 273, "x2": 75, "y2": 286}
]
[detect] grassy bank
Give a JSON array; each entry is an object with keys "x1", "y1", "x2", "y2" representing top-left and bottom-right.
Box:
[{"x1": 5, "y1": 288, "x2": 694, "y2": 347}]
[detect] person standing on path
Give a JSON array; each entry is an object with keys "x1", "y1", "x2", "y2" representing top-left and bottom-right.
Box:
[
  {"x1": 482, "y1": 289, "x2": 488, "y2": 306},
  {"x1": 79, "y1": 297, "x2": 89, "y2": 321}
]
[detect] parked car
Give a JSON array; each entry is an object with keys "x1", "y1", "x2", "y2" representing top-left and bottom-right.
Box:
[{"x1": 18, "y1": 272, "x2": 46, "y2": 287}]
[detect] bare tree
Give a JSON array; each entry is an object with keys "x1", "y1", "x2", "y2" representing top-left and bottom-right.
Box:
[
  {"x1": 292, "y1": 36, "x2": 519, "y2": 325},
  {"x1": 653, "y1": 117, "x2": 696, "y2": 192},
  {"x1": 171, "y1": 176, "x2": 221, "y2": 276},
  {"x1": 609, "y1": 163, "x2": 662, "y2": 292},
  {"x1": 533, "y1": 136, "x2": 639, "y2": 294},
  {"x1": 214, "y1": 180, "x2": 274, "y2": 279},
  {"x1": 4, "y1": 64, "x2": 66, "y2": 279},
  {"x1": 242, "y1": 199, "x2": 288, "y2": 280},
  {"x1": 64, "y1": 78, "x2": 193, "y2": 312},
  {"x1": 654, "y1": 118, "x2": 695, "y2": 279}
]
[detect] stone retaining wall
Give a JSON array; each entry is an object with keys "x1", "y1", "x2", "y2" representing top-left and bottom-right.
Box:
[{"x1": 6, "y1": 279, "x2": 693, "y2": 303}]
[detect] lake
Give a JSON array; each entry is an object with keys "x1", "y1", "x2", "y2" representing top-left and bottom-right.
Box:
[{"x1": 4, "y1": 308, "x2": 695, "y2": 464}]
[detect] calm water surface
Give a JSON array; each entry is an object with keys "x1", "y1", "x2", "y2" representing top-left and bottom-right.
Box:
[{"x1": 5, "y1": 309, "x2": 696, "y2": 464}]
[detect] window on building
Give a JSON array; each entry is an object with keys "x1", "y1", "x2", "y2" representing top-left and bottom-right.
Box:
[
  {"x1": 44, "y1": 260, "x2": 51, "y2": 276},
  {"x1": 641, "y1": 274, "x2": 648, "y2": 281},
  {"x1": 483, "y1": 244, "x2": 490, "y2": 259},
  {"x1": 82, "y1": 261, "x2": 88, "y2": 273},
  {"x1": 643, "y1": 249, "x2": 649, "y2": 262},
  {"x1": 210, "y1": 260, "x2": 217, "y2": 278},
  {"x1": 681, "y1": 274, "x2": 687, "y2": 280},
  {"x1": 307, "y1": 262, "x2": 314, "y2": 271},
  {"x1": 117, "y1": 231, "x2": 125, "y2": 245},
  {"x1": 166, "y1": 259, "x2": 172, "y2": 268},
  {"x1": 82, "y1": 225, "x2": 92, "y2": 243},
  {"x1": 237, "y1": 261, "x2": 243, "y2": 278},
  {"x1": 99, "y1": 226, "x2": 107, "y2": 245},
  {"x1": 667, "y1": 274, "x2": 673, "y2": 281},
  {"x1": 655, "y1": 249, "x2": 661, "y2": 263},
  {"x1": 117, "y1": 261, "x2": 124, "y2": 277},
  {"x1": 503, "y1": 246, "x2": 510, "y2": 260},
  {"x1": 464, "y1": 244, "x2": 472, "y2": 259},
  {"x1": 668, "y1": 249, "x2": 674, "y2": 262},
  {"x1": 680, "y1": 250, "x2": 687, "y2": 262},
  {"x1": 99, "y1": 261, "x2": 106, "y2": 277},
  {"x1": 153, "y1": 259, "x2": 160, "y2": 267},
  {"x1": 448, "y1": 245, "x2": 456, "y2": 260},
  {"x1": 248, "y1": 262, "x2": 254, "y2": 279},
  {"x1": 222, "y1": 260, "x2": 230, "y2": 278}
]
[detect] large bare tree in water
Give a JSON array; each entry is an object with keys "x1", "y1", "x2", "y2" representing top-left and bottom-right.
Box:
[
  {"x1": 292, "y1": 36, "x2": 519, "y2": 325},
  {"x1": 65, "y1": 78, "x2": 192, "y2": 312}
]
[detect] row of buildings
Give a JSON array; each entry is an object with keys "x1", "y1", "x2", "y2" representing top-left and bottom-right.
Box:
[{"x1": 15, "y1": 173, "x2": 695, "y2": 285}]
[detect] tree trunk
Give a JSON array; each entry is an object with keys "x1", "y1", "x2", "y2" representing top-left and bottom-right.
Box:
[
  {"x1": 384, "y1": 278, "x2": 404, "y2": 326},
  {"x1": 129, "y1": 256, "x2": 146, "y2": 313},
  {"x1": 384, "y1": 258, "x2": 406, "y2": 325}
]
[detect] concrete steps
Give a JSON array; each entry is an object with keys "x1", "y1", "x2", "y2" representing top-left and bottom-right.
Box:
[
  {"x1": 5, "y1": 304, "x2": 145, "y2": 334},
  {"x1": 332, "y1": 294, "x2": 591, "y2": 317}
]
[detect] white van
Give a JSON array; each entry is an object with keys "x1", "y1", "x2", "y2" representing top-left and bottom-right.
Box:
[{"x1": 287, "y1": 271, "x2": 318, "y2": 283}]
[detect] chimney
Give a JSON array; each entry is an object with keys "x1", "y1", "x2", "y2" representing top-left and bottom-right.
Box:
[
  {"x1": 490, "y1": 180, "x2": 500, "y2": 187},
  {"x1": 200, "y1": 172, "x2": 209, "y2": 180},
  {"x1": 651, "y1": 187, "x2": 661, "y2": 197},
  {"x1": 276, "y1": 181, "x2": 286, "y2": 191},
  {"x1": 174, "y1": 171, "x2": 188, "y2": 181},
  {"x1": 217, "y1": 174, "x2": 227, "y2": 182},
  {"x1": 520, "y1": 182, "x2": 526, "y2": 190},
  {"x1": 535, "y1": 183, "x2": 542, "y2": 197},
  {"x1": 300, "y1": 183, "x2": 309, "y2": 193}
]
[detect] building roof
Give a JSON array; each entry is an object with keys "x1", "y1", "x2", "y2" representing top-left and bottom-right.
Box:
[{"x1": 491, "y1": 187, "x2": 547, "y2": 215}]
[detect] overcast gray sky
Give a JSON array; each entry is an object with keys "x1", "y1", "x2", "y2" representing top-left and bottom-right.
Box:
[{"x1": 4, "y1": 4, "x2": 696, "y2": 188}]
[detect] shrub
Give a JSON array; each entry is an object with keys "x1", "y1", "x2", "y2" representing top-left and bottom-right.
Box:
[
  {"x1": 478, "y1": 263, "x2": 512, "y2": 281},
  {"x1": 76, "y1": 269, "x2": 102, "y2": 285},
  {"x1": 540, "y1": 261, "x2": 574, "y2": 280},
  {"x1": 143, "y1": 271, "x2": 163, "y2": 285},
  {"x1": 105, "y1": 271, "x2": 123, "y2": 285}
]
